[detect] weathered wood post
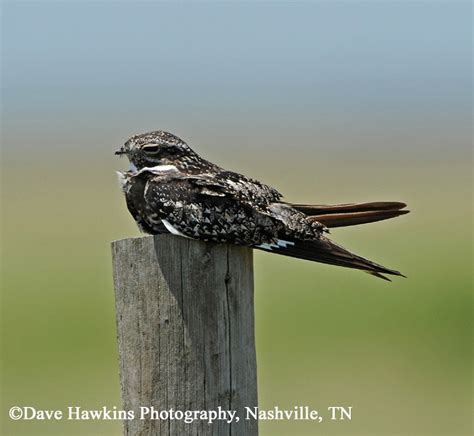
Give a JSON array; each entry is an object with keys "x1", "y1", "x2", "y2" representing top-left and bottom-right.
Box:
[{"x1": 111, "y1": 234, "x2": 258, "y2": 435}]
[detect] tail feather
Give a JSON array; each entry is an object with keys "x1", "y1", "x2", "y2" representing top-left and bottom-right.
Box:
[
  {"x1": 291, "y1": 201, "x2": 409, "y2": 228},
  {"x1": 256, "y1": 236, "x2": 404, "y2": 280},
  {"x1": 307, "y1": 209, "x2": 409, "y2": 228}
]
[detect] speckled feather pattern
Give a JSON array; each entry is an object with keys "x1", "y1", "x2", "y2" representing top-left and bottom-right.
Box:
[
  {"x1": 117, "y1": 130, "x2": 326, "y2": 245},
  {"x1": 121, "y1": 168, "x2": 325, "y2": 246},
  {"x1": 116, "y1": 130, "x2": 406, "y2": 279}
]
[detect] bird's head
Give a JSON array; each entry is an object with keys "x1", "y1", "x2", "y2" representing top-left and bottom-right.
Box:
[{"x1": 115, "y1": 130, "x2": 196, "y2": 170}]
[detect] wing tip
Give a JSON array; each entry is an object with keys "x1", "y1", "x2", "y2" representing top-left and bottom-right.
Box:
[
  {"x1": 370, "y1": 269, "x2": 407, "y2": 281},
  {"x1": 256, "y1": 237, "x2": 407, "y2": 281}
]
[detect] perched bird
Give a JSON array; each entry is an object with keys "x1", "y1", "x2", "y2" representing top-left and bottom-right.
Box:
[{"x1": 116, "y1": 130, "x2": 409, "y2": 280}]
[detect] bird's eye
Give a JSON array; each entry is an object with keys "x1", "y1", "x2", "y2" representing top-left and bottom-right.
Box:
[{"x1": 142, "y1": 144, "x2": 160, "y2": 153}]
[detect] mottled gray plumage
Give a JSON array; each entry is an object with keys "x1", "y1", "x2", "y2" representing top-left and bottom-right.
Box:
[{"x1": 116, "y1": 130, "x2": 409, "y2": 280}]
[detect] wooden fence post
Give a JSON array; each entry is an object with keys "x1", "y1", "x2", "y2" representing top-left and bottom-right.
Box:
[{"x1": 111, "y1": 234, "x2": 258, "y2": 435}]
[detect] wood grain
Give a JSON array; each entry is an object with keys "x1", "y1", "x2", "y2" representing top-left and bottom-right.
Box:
[{"x1": 111, "y1": 234, "x2": 257, "y2": 435}]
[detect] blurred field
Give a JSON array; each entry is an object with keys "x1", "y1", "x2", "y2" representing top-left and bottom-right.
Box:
[
  {"x1": 1, "y1": 1, "x2": 472, "y2": 435},
  {"x1": 1, "y1": 147, "x2": 471, "y2": 435}
]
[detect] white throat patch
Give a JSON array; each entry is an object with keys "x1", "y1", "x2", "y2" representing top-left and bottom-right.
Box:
[{"x1": 135, "y1": 165, "x2": 178, "y2": 176}]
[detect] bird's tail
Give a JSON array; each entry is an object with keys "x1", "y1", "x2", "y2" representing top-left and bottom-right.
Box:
[
  {"x1": 256, "y1": 236, "x2": 405, "y2": 281},
  {"x1": 290, "y1": 201, "x2": 409, "y2": 228}
]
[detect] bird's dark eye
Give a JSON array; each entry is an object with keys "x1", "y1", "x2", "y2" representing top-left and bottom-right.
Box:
[{"x1": 142, "y1": 144, "x2": 160, "y2": 153}]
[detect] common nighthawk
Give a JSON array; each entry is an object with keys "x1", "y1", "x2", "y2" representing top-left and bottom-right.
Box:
[{"x1": 116, "y1": 131, "x2": 409, "y2": 280}]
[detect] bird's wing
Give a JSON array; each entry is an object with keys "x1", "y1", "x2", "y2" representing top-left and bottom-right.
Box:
[
  {"x1": 255, "y1": 235, "x2": 404, "y2": 281},
  {"x1": 143, "y1": 173, "x2": 281, "y2": 244},
  {"x1": 188, "y1": 177, "x2": 230, "y2": 197},
  {"x1": 179, "y1": 171, "x2": 282, "y2": 205},
  {"x1": 212, "y1": 170, "x2": 283, "y2": 204},
  {"x1": 142, "y1": 173, "x2": 405, "y2": 280}
]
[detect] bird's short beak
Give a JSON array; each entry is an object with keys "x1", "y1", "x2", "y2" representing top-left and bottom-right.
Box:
[{"x1": 115, "y1": 148, "x2": 125, "y2": 156}]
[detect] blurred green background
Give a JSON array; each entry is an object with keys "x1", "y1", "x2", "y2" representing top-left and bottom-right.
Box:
[{"x1": 1, "y1": 1, "x2": 472, "y2": 435}]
